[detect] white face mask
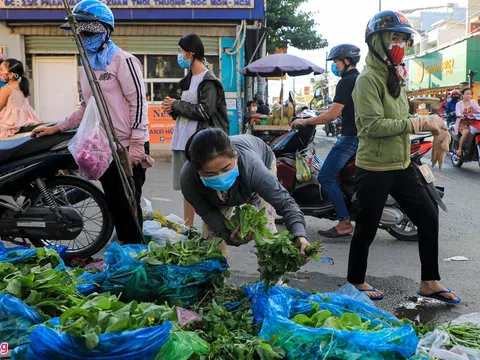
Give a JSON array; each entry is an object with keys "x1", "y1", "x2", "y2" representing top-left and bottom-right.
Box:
[{"x1": 251, "y1": 106, "x2": 258, "y2": 113}]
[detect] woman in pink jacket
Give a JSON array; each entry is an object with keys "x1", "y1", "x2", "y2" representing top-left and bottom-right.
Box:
[{"x1": 32, "y1": 0, "x2": 151, "y2": 245}]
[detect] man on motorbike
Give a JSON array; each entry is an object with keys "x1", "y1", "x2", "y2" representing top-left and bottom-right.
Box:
[
  {"x1": 291, "y1": 44, "x2": 360, "y2": 237},
  {"x1": 445, "y1": 90, "x2": 461, "y2": 126}
]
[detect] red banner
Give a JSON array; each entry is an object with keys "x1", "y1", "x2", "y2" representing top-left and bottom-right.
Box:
[{"x1": 148, "y1": 106, "x2": 175, "y2": 144}]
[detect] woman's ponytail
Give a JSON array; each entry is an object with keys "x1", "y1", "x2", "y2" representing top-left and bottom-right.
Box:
[
  {"x1": 19, "y1": 75, "x2": 30, "y2": 98},
  {"x1": 386, "y1": 66, "x2": 401, "y2": 99}
]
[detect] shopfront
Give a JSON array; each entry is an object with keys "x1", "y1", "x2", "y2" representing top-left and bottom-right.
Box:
[
  {"x1": 406, "y1": 37, "x2": 480, "y2": 103},
  {"x1": 0, "y1": 1, "x2": 264, "y2": 146}
]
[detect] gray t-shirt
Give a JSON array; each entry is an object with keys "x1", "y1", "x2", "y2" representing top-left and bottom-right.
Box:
[{"x1": 170, "y1": 70, "x2": 208, "y2": 151}]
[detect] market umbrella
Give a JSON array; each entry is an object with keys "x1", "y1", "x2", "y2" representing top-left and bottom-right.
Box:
[{"x1": 240, "y1": 54, "x2": 324, "y2": 117}]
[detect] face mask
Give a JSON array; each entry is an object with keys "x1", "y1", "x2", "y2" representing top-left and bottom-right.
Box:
[
  {"x1": 331, "y1": 62, "x2": 342, "y2": 77},
  {"x1": 453, "y1": 96, "x2": 460, "y2": 101},
  {"x1": 463, "y1": 94, "x2": 472, "y2": 101},
  {"x1": 201, "y1": 165, "x2": 239, "y2": 191},
  {"x1": 177, "y1": 53, "x2": 191, "y2": 69},
  {"x1": 83, "y1": 33, "x2": 106, "y2": 53},
  {"x1": 388, "y1": 41, "x2": 407, "y2": 66},
  {"x1": 251, "y1": 106, "x2": 258, "y2": 113},
  {"x1": 0, "y1": 72, "x2": 8, "y2": 83},
  {"x1": 447, "y1": 98, "x2": 452, "y2": 103}
]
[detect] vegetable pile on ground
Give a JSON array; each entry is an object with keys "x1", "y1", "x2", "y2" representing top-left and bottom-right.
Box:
[
  {"x1": 133, "y1": 237, "x2": 224, "y2": 266},
  {"x1": 48, "y1": 293, "x2": 176, "y2": 350},
  {"x1": 226, "y1": 205, "x2": 323, "y2": 287},
  {"x1": 438, "y1": 322, "x2": 480, "y2": 350}
]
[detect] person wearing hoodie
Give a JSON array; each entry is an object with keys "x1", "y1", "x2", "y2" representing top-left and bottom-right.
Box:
[
  {"x1": 440, "y1": 91, "x2": 451, "y2": 117},
  {"x1": 163, "y1": 34, "x2": 229, "y2": 227},
  {"x1": 445, "y1": 90, "x2": 461, "y2": 126},
  {"x1": 347, "y1": 11, "x2": 459, "y2": 304},
  {"x1": 32, "y1": 0, "x2": 152, "y2": 245}
]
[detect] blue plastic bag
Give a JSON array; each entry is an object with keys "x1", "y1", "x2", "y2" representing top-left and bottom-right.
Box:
[
  {"x1": 0, "y1": 242, "x2": 66, "y2": 270},
  {"x1": 0, "y1": 293, "x2": 44, "y2": 348},
  {"x1": 259, "y1": 292, "x2": 418, "y2": 360},
  {"x1": 79, "y1": 243, "x2": 228, "y2": 306},
  {"x1": 11, "y1": 321, "x2": 172, "y2": 360}
]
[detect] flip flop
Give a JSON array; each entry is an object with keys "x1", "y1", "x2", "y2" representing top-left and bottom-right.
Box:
[
  {"x1": 358, "y1": 287, "x2": 385, "y2": 301},
  {"x1": 417, "y1": 290, "x2": 461, "y2": 304},
  {"x1": 317, "y1": 227, "x2": 352, "y2": 238}
]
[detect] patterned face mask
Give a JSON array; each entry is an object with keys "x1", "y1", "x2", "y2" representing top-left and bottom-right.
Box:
[{"x1": 81, "y1": 31, "x2": 119, "y2": 71}]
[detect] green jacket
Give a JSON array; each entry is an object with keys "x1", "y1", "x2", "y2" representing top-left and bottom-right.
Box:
[{"x1": 353, "y1": 32, "x2": 413, "y2": 171}]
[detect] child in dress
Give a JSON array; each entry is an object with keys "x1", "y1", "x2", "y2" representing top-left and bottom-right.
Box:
[{"x1": 0, "y1": 58, "x2": 42, "y2": 140}]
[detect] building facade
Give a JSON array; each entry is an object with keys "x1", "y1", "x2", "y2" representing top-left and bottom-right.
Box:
[{"x1": 0, "y1": 0, "x2": 264, "y2": 145}]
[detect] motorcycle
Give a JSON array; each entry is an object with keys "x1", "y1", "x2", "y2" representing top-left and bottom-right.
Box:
[
  {"x1": 448, "y1": 114, "x2": 480, "y2": 168},
  {"x1": 0, "y1": 125, "x2": 113, "y2": 258},
  {"x1": 272, "y1": 122, "x2": 446, "y2": 242},
  {"x1": 323, "y1": 117, "x2": 342, "y2": 138}
]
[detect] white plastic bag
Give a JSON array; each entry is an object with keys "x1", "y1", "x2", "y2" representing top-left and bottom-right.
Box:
[
  {"x1": 141, "y1": 198, "x2": 154, "y2": 220},
  {"x1": 68, "y1": 98, "x2": 112, "y2": 180},
  {"x1": 416, "y1": 313, "x2": 480, "y2": 360},
  {"x1": 142, "y1": 220, "x2": 186, "y2": 245}
]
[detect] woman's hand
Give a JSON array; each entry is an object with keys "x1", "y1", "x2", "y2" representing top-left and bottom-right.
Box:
[
  {"x1": 298, "y1": 236, "x2": 313, "y2": 263},
  {"x1": 229, "y1": 227, "x2": 254, "y2": 246},
  {"x1": 31, "y1": 125, "x2": 60, "y2": 138},
  {"x1": 163, "y1": 97, "x2": 176, "y2": 113}
]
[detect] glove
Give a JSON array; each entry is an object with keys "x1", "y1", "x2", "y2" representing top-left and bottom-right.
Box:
[
  {"x1": 129, "y1": 138, "x2": 155, "y2": 168},
  {"x1": 410, "y1": 116, "x2": 450, "y2": 169}
]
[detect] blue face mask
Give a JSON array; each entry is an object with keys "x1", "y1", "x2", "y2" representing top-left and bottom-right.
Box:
[
  {"x1": 177, "y1": 53, "x2": 191, "y2": 69},
  {"x1": 331, "y1": 62, "x2": 342, "y2": 77},
  {"x1": 201, "y1": 165, "x2": 239, "y2": 191},
  {"x1": 0, "y1": 81, "x2": 7, "y2": 89},
  {"x1": 447, "y1": 98, "x2": 452, "y2": 103}
]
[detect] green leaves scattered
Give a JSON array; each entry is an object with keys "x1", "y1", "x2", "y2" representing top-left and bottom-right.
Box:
[
  {"x1": 134, "y1": 238, "x2": 224, "y2": 266},
  {"x1": 51, "y1": 293, "x2": 177, "y2": 350},
  {"x1": 292, "y1": 303, "x2": 383, "y2": 332}
]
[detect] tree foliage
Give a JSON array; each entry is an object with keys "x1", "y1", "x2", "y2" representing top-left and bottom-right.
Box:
[{"x1": 266, "y1": 0, "x2": 328, "y2": 53}]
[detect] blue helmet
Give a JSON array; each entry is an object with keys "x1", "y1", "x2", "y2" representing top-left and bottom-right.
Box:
[{"x1": 62, "y1": 0, "x2": 115, "y2": 31}]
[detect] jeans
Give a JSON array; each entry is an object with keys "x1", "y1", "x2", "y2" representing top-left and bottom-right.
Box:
[
  {"x1": 317, "y1": 136, "x2": 358, "y2": 220},
  {"x1": 347, "y1": 166, "x2": 440, "y2": 284}
]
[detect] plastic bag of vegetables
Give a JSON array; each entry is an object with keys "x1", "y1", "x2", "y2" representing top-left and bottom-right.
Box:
[{"x1": 259, "y1": 292, "x2": 418, "y2": 360}]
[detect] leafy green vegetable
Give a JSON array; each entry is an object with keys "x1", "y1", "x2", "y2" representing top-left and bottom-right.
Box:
[
  {"x1": 438, "y1": 322, "x2": 480, "y2": 350},
  {"x1": 292, "y1": 304, "x2": 384, "y2": 332},
  {"x1": 225, "y1": 205, "x2": 269, "y2": 240},
  {"x1": 134, "y1": 238, "x2": 224, "y2": 266},
  {"x1": 50, "y1": 293, "x2": 177, "y2": 350}
]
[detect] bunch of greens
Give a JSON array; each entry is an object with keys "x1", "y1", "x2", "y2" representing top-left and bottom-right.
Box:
[
  {"x1": 256, "y1": 231, "x2": 323, "y2": 288},
  {"x1": 134, "y1": 238, "x2": 225, "y2": 266},
  {"x1": 225, "y1": 206, "x2": 324, "y2": 288},
  {"x1": 438, "y1": 322, "x2": 480, "y2": 350},
  {"x1": 4, "y1": 247, "x2": 62, "y2": 268},
  {"x1": 49, "y1": 293, "x2": 177, "y2": 350},
  {"x1": 0, "y1": 251, "x2": 85, "y2": 319},
  {"x1": 225, "y1": 205, "x2": 269, "y2": 240},
  {"x1": 292, "y1": 303, "x2": 383, "y2": 332},
  {"x1": 186, "y1": 299, "x2": 284, "y2": 360}
]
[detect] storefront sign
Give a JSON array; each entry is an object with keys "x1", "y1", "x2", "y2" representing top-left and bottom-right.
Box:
[
  {"x1": 148, "y1": 106, "x2": 175, "y2": 144},
  {"x1": 1, "y1": 0, "x2": 254, "y2": 8}
]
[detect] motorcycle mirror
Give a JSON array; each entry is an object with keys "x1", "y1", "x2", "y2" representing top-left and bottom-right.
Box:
[{"x1": 314, "y1": 87, "x2": 322, "y2": 99}]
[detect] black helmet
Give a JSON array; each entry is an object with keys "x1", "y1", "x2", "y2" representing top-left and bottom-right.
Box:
[
  {"x1": 327, "y1": 44, "x2": 361, "y2": 64},
  {"x1": 365, "y1": 10, "x2": 418, "y2": 42}
]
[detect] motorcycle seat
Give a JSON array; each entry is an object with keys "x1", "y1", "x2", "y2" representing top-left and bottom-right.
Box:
[{"x1": 0, "y1": 131, "x2": 75, "y2": 164}]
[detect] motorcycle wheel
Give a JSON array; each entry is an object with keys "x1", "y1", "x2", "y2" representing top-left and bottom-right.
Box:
[
  {"x1": 386, "y1": 216, "x2": 419, "y2": 242},
  {"x1": 26, "y1": 176, "x2": 113, "y2": 259},
  {"x1": 450, "y1": 137, "x2": 464, "y2": 167}
]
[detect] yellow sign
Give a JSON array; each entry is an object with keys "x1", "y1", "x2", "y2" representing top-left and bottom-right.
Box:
[{"x1": 424, "y1": 59, "x2": 455, "y2": 76}]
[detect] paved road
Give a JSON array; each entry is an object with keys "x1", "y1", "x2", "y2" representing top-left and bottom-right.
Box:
[{"x1": 142, "y1": 130, "x2": 480, "y2": 326}]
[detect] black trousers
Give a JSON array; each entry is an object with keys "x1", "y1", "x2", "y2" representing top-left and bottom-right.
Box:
[
  {"x1": 99, "y1": 143, "x2": 149, "y2": 244},
  {"x1": 347, "y1": 165, "x2": 440, "y2": 284}
]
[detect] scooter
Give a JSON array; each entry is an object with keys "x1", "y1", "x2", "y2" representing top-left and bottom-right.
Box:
[
  {"x1": 272, "y1": 124, "x2": 446, "y2": 242},
  {"x1": 0, "y1": 124, "x2": 113, "y2": 258},
  {"x1": 449, "y1": 114, "x2": 480, "y2": 168}
]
